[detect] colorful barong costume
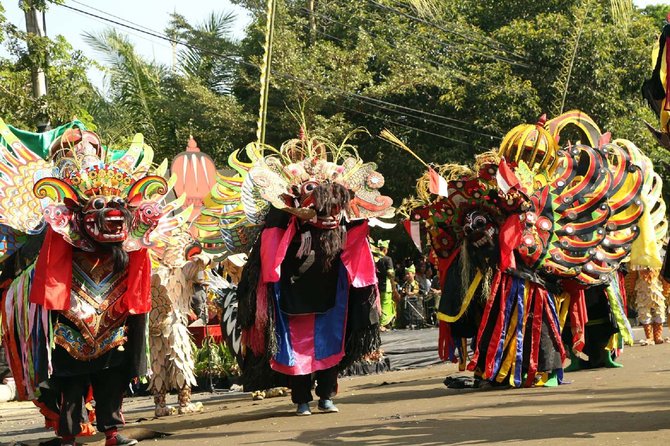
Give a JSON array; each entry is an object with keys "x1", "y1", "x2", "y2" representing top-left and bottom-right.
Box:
[
  {"x1": 149, "y1": 227, "x2": 211, "y2": 416},
  {"x1": 0, "y1": 119, "x2": 180, "y2": 446},
  {"x1": 626, "y1": 154, "x2": 667, "y2": 345},
  {"x1": 397, "y1": 111, "x2": 642, "y2": 388},
  {"x1": 194, "y1": 133, "x2": 393, "y2": 413},
  {"x1": 640, "y1": 15, "x2": 670, "y2": 344}
]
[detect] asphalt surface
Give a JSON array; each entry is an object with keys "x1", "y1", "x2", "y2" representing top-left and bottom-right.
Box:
[{"x1": 1, "y1": 326, "x2": 669, "y2": 445}]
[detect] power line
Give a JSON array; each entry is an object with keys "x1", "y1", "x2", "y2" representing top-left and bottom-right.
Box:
[
  {"x1": 388, "y1": 0, "x2": 528, "y2": 60},
  {"x1": 289, "y1": 74, "x2": 500, "y2": 138},
  {"x1": 62, "y1": 1, "x2": 496, "y2": 135},
  {"x1": 298, "y1": 6, "x2": 515, "y2": 95},
  {"x1": 62, "y1": 1, "x2": 488, "y2": 147},
  {"x1": 310, "y1": 2, "x2": 528, "y2": 67},
  {"x1": 63, "y1": 2, "x2": 172, "y2": 51},
  {"x1": 297, "y1": 13, "x2": 509, "y2": 137},
  {"x1": 59, "y1": 2, "x2": 238, "y2": 58},
  {"x1": 333, "y1": 102, "x2": 490, "y2": 150},
  {"x1": 300, "y1": 7, "x2": 457, "y2": 72},
  {"x1": 56, "y1": 1, "x2": 500, "y2": 142},
  {"x1": 69, "y1": 0, "x2": 159, "y2": 36},
  {"x1": 271, "y1": 69, "x2": 500, "y2": 140},
  {"x1": 368, "y1": 0, "x2": 528, "y2": 66},
  {"x1": 299, "y1": 4, "x2": 525, "y2": 88}
]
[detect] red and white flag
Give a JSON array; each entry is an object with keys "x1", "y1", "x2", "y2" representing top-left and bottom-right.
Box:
[
  {"x1": 429, "y1": 167, "x2": 449, "y2": 197},
  {"x1": 403, "y1": 220, "x2": 422, "y2": 252},
  {"x1": 496, "y1": 158, "x2": 520, "y2": 194}
]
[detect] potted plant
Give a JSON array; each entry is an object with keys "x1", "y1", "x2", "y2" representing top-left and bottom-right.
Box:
[{"x1": 193, "y1": 336, "x2": 240, "y2": 390}]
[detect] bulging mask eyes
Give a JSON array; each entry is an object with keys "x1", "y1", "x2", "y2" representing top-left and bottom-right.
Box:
[
  {"x1": 301, "y1": 181, "x2": 318, "y2": 195},
  {"x1": 111, "y1": 197, "x2": 125, "y2": 207},
  {"x1": 92, "y1": 197, "x2": 106, "y2": 210},
  {"x1": 473, "y1": 215, "x2": 487, "y2": 229}
]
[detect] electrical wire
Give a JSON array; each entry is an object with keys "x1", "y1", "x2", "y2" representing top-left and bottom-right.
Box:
[
  {"x1": 57, "y1": 1, "x2": 501, "y2": 142},
  {"x1": 368, "y1": 0, "x2": 528, "y2": 66},
  {"x1": 387, "y1": 0, "x2": 528, "y2": 60},
  {"x1": 297, "y1": 6, "x2": 509, "y2": 92},
  {"x1": 299, "y1": 7, "x2": 459, "y2": 72},
  {"x1": 354, "y1": 6, "x2": 521, "y2": 69},
  {"x1": 333, "y1": 102, "x2": 491, "y2": 150},
  {"x1": 69, "y1": 0, "x2": 160, "y2": 35}
]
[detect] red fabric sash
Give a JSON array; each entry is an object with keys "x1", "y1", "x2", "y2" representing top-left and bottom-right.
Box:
[
  {"x1": 341, "y1": 220, "x2": 377, "y2": 288},
  {"x1": 617, "y1": 271, "x2": 627, "y2": 314},
  {"x1": 438, "y1": 320, "x2": 455, "y2": 362},
  {"x1": 437, "y1": 247, "x2": 461, "y2": 290},
  {"x1": 483, "y1": 273, "x2": 511, "y2": 379},
  {"x1": 467, "y1": 269, "x2": 502, "y2": 372},
  {"x1": 524, "y1": 285, "x2": 544, "y2": 387},
  {"x1": 29, "y1": 228, "x2": 73, "y2": 310},
  {"x1": 121, "y1": 249, "x2": 152, "y2": 314},
  {"x1": 563, "y1": 280, "x2": 587, "y2": 354},
  {"x1": 498, "y1": 214, "x2": 523, "y2": 272},
  {"x1": 261, "y1": 218, "x2": 296, "y2": 283},
  {"x1": 568, "y1": 289, "x2": 587, "y2": 354},
  {"x1": 30, "y1": 228, "x2": 152, "y2": 314}
]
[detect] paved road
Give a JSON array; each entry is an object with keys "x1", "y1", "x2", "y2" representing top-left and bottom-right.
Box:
[{"x1": 2, "y1": 328, "x2": 670, "y2": 445}]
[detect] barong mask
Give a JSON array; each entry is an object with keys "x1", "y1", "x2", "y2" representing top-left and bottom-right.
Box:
[
  {"x1": 155, "y1": 228, "x2": 205, "y2": 269},
  {"x1": 33, "y1": 130, "x2": 169, "y2": 252},
  {"x1": 464, "y1": 211, "x2": 497, "y2": 249},
  {"x1": 194, "y1": 131, "x2": 394, "y2": 255},
  {"x1": 401, "y1": 111, "x2": 644, "y2": 286}
]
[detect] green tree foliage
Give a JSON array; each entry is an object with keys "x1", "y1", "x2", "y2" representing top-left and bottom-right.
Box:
[
  {"x1": 0, "y1": 2, "x2": 98, "y2": 130},
  {"x1": 230, "y1": 1, "x2": 666, "y2": 188},
  {"x1": 640, "y1": 3, "x2": 670, "y2": 25},
  {"x1": 167, "y1": 11, "x2": 240, "y2": 94},
  {"x1": 2, "y1": 1, "x2": 669, "y2": 257},
  {"x1": 228, "y1": 0, "x2": 668, "y2": 255},
  {"x1": 84, "y1": 20, "x2": 254, "y2": 163}
]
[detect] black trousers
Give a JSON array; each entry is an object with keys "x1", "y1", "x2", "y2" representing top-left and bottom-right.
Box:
[
  {"x1": 288, "y1": 366, "x2": 338, "y2": 404},
  {"x1": 54, "y1": 366, "x2": 128, "y2": 436}
]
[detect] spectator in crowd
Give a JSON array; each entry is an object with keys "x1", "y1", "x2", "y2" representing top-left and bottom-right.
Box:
[
  {"x1": 424, "y1": 267, "x2": 441, "y2": 325},
  {"x1": 398, "y1": 264, "x2": 422, "y2": 328},
  {"x1": 416, "y1": 264, "x2": 432, "y2": 297},
  {"x1": 375, "y1": 240, "x2": 396, "y2": 331}
]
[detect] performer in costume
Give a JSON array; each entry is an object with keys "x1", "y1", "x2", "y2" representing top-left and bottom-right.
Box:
[
  {"x1": 149, "y1": 227, "x2": 211, "y2": 416},
  {"x1": 640, "y1": 15, "x2": 670, "y2": 343},
  {"x1": 374, "y1": 239, "x2": 396, "y2": 329},
  {"x1": 394, "y1": 111, "x2": 642, "y2": 388},
  {"x1": 626, "y1": 154, "x2": 668, "y2": 345},
  {"x1": 193, "y1": 131, "x2": 394, "y2": 414},
  {"x1": 0, "y1": 119, "x2": 184, "y2": 446}
]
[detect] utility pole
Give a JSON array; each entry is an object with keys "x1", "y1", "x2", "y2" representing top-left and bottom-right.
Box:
[
  {"x1": 22, "y1": 0, "x2": 50, "y2": 131},
  {"x1": 308, "y1": 0, "x2": 317, "y2": 45},
  {"x1": 256, "y1": 0, "x2": 277, "y2": 148}
]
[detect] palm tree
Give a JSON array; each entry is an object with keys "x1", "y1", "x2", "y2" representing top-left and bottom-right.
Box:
[
  {"x1": 83, "y1": 29, "x2": 168, "y2": 146},
  {"x1": 166, "y1": 11, "x2": 240, "y2": 94}
]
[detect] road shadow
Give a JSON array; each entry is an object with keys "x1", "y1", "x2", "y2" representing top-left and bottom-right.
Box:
[{"x1": 295, "y1": 408, "x2": 670, "y2": 445}]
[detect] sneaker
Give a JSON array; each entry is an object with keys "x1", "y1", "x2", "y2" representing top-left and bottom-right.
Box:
[
  {"x1": 296, "y1": 402, "x2": 311, "y2": 416},
  {"x1": 317, "y1": 399, "x2": 339, "y2": 413},
  {"x1": 105, "y1": 433, "x2": 138, "y2": 446}
]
